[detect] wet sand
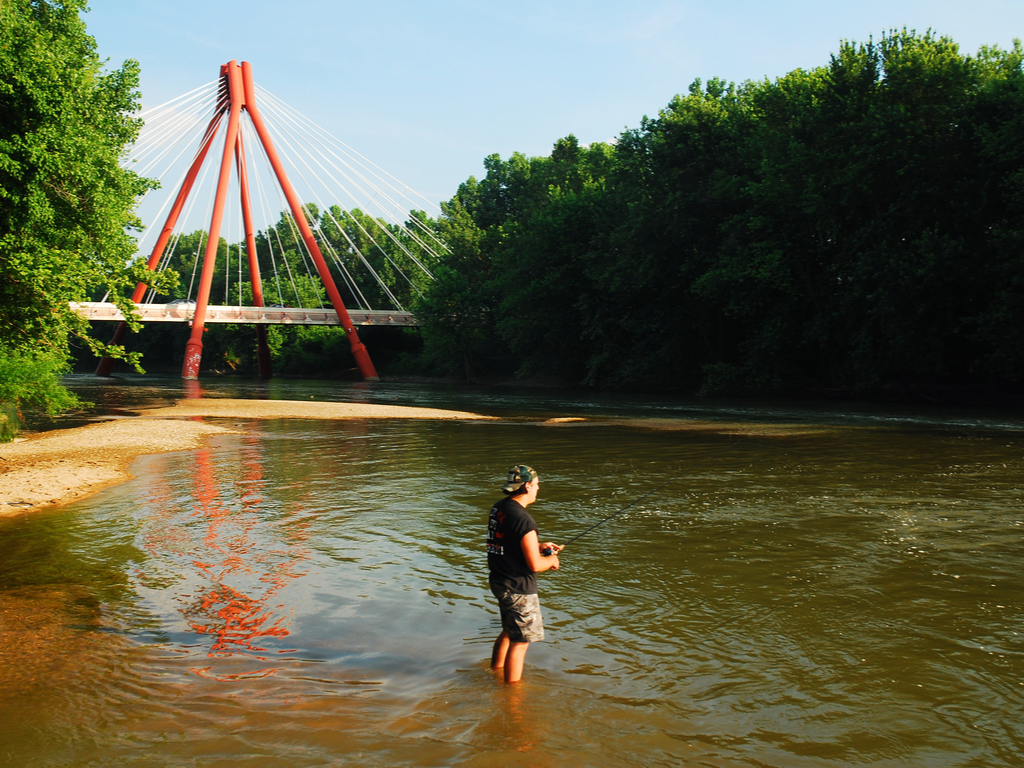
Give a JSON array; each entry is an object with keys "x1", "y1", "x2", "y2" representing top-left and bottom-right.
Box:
[{"x1": 0, "y1": 399, "x2": 492, "y2": 517}]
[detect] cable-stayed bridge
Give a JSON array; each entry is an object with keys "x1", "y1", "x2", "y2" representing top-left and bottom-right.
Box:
[{"x1": 87, "y1": 60, "x2": 444, "y2": 381}]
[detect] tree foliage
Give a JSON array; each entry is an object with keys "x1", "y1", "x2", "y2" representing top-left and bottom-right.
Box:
[
  {"x1": 415, "y1": 30, "x2": 1024, "y2": 400},
  {"x1": 0, "y1": 0, "x2": 169, "y2": 416}
]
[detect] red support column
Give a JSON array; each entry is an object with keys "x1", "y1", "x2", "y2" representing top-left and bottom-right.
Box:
[
  {"x1": 96, "y1": 106, "x2": 225, "y2": 376},
  {"x1": 101, "y1": 59, "x2": 382, "y2": 383},
  {"x1": 236, "y1": 131, "x2": 273, "y2": 378},
  {"x1": 239, "y1": 60, "x2": 379, "y2": 381},
  {"x1": 183, "y1": 61, "x2": 246, "y2": 380}
]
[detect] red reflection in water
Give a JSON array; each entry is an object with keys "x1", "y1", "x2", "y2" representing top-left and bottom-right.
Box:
[
  {"x1": 347, "y1": 382, "x2": 371, "y2": 403},
  {"x1": 182, "y1": 380, "x2": 204, "y2": 400},
  {"x1": 135, "y1": 432, "x2": 312, "y2": 679},
  {"x1": 181, "y1": 435, "x2": 309, "y2": 662}
]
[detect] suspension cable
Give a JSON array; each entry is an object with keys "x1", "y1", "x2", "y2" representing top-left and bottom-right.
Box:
[{"x1": 258, "y1": 88, "x2": 446, "y2": 271}]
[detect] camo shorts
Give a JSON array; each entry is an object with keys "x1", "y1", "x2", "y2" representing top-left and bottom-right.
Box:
[{"x1": 490, "y1": 585, "x2": 545, "y2": 643}]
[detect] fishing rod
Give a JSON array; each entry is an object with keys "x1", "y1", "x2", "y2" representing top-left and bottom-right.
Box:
[
  {"x1": 543, "y1": 439, "x2": 738, "y2": 554},
  {"x1": 548, "y1": 477, "x2": 679, "y2": 553}
]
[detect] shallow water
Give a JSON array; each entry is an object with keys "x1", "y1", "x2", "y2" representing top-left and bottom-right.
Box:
[{"x1": 1, "y1": 377, "x2": 1023, "y2": 766}]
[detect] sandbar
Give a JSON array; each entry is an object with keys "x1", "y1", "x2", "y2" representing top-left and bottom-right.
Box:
[
  {"x1": 0, "y1": 418, "x2": 238, "y2": 518},
  {"x1": 141, "y1": 398, "x2": 493, "y2": 422},
  {"x1": 0, "y1": 398, "x2": 493, "y2": 518}
]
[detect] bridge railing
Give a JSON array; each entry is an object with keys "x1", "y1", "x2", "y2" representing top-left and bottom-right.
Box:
[{"x1": 72, "y1": 302, "x2": 417, "y2": 327}]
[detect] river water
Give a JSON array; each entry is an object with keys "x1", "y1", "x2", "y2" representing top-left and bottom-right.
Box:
[{"x1": 1, "y1": 377, "x2": 1022, "y2": 767}]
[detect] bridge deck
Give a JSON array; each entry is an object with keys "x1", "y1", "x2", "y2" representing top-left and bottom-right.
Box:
[{"x1": 72, "y1": 302, "x2": 416, "y2": 326}]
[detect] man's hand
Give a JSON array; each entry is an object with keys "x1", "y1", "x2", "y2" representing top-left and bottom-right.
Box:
[
  {"x1": 522, "y1": 532, "x2": 562, "y2": 572},
  {"x1": 541, "y1": 542, "x2": 561, "y2": 569}
]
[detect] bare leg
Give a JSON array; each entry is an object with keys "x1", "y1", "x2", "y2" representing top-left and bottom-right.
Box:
[
  {"x1": 491, "y1": 631, "x2": 511, "y2": 669},
  {"x1": 503, "y1": 640, "x2": 529, "y2": 683}
]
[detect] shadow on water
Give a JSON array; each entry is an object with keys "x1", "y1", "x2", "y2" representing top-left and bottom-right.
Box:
[{"x1": 2, "y1": 377, "x2": 1023, "y2": 766}]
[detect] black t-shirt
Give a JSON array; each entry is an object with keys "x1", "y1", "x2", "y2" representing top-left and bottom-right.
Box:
[{"x1": 487, "y1": 495, "x2": 539, "y2": 594}]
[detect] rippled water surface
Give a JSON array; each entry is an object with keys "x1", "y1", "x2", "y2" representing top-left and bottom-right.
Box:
[{"x1": 1, "y1": 377, "x2": 1023, "y2": 766}]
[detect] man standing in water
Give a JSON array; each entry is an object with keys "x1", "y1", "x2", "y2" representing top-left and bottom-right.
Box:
[{"x1": 487, "y1": 464, "x2": 562, "y2": 683}]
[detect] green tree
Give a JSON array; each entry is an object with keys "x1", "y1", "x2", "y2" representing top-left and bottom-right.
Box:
[
  {"x1": 413, "y1": 193, "x2": 500, "y2": 379},
  {"x1": 417, "y1": 30, "x2": 1024, "y2": 398},
  {"x1": 490, "y1": 136, "x2": 615, "y2": 380},
  {"x1": 0, "y1": 0, "x2": 169, "y2": 419},
  {"x1": 593, "y1": 79, "x2": 753, "y2": 388},
  {"x1": 702, "y1": 31, "x2": 1024, "y2": 394}
]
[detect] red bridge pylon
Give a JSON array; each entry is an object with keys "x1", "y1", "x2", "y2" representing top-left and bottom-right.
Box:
[{"x1": 96, "y1": 60, "x2": 379, "y2": 382}]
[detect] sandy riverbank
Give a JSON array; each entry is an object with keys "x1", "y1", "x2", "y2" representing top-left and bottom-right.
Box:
[
  {"x1": 0, "y1": 399, "x2": 492, "y2": 518},
  {"x1": 140, "y1": 398, "x2": 494, "y2": 422},
  {"x1": 0, "y1": 419, "x2": 238, "y2": 518}
]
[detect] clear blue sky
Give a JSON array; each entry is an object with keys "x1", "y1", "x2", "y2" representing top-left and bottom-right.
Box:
[{"x1": 87, "y1": 0, "x2": 1024, "y2": 209}]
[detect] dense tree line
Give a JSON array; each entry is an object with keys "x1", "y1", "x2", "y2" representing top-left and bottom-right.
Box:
[
  {"x1": 0, "y1": 0, "x2": 169, "y2": 428},
  {"x1": 416, "y1": 31, "x2": 1024, "y2": 399}
]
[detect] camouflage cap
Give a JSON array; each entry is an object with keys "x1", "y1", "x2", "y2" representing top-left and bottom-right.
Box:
[{"x1": 501, "y1": 464, "x2": 537, "y2": 493}]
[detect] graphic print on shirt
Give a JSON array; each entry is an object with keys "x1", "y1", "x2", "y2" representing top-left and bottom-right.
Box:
[{"x1": 487, "y1": 504, "x2": 505, "y2": 555}]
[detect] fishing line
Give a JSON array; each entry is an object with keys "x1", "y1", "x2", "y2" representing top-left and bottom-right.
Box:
[
  {"x1": 549, "y1": 438, "x2": 739, "y2": 552},
  {"x1": 559, "y1": 476, "x2": 678, "y2": 548}
]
